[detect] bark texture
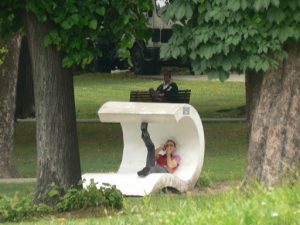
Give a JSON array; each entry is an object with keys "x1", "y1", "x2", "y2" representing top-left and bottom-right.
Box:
[
  {"x1": 15, "y1": 36, "x2": 35, "y2": 119},
  {"x1": 25, "y1": 13, "x2": 81, "y2": 203},
  {"x1": 0, "y1": 33, "x2": 22, "y2": 178},
  {"x1": 246, "y1": 44, "x2": 300, "y2": 187},
  {"x1": 245, "y1": 71, "x2": 263, "y2": 137}
]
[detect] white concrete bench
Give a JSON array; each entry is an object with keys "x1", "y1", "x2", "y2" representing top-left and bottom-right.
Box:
[{"x1": 82, "y1": 101, "x2": 205, "y2": 196}]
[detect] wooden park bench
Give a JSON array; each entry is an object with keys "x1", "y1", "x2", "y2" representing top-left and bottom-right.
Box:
[{"x1": 130, "y1": 89, "x2": 191, "y2": 103}]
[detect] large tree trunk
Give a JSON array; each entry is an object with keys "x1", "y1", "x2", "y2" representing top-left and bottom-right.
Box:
[
  {"x1": 15, "y1": 36, "x2": 35, "y2": 119},
  {"x1": 0, "y1": 33, "x2": 22, "y2": 178},
  {"x1": 245, "y1": 71, "x2": 263, "y2": 137},
  {"x1": 246, "y1": 44, "x2": 300, "y2": 187},
  {"x1": 25, "y1": 13, "x2": 81, "y2": 204}
]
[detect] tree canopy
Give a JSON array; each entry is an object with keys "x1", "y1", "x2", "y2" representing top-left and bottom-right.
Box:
[
  {"x1": 0, "y1": 0, "x2": 152, "y2": 68},
  {"x1": 161, "y1": 0, "x2": 300, "y2": 80}
]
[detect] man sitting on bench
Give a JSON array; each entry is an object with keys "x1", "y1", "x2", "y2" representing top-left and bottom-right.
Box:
[{"x1": 149, "y1": 71, "x2": 179, "y2": 103}]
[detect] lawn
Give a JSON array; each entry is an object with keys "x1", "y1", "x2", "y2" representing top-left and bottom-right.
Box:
[
  {"x1": 12, "y1": 122, "x2": 247, "y2": 182},
  {"x1": 1, "y1": 73, "x2": 298, "y2": 224},
  {"x1": 12, "y1": 72, "x2": 247, "y2": 182},
  {"x1": 2, "y1": 180, "x2": 299, "y2": 225},
  {"x1": 2, "y1": 120, "x2": 247, "y2": 205},
  {"x1": 74, "y1": 72, "x2": 245, "y2": 119}
]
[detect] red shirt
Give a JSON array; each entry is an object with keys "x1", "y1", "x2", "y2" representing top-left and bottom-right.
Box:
[{"x1": 156, "y1": 154, "x2": 181, "y2": 172}]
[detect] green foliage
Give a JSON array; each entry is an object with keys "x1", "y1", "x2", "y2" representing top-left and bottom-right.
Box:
[
  {"x1": 0, "y1": 0, "x2": 152, "y2": 68},
  {"x1": 0, "y1": 46, "x2": 8, "y2": 65},
  {"x1": 163, "y1": 0, "x2": 194, "y2": 21},
  {"x1": 1, "y1": 181, "x2": 299, "y2": 224},
  {"x1": 0, "y1": 194, "x2": 52, "y2": 222},
  {"x1": 57, "y1": 182, "x2": 123, "y2": 212},
  {"x1": 0, "y1": 182, "x2": 123, "y2": 222},
  {"x1": 161, "y1": 0, "x2": 300, "y2": 79},
  {"x1": 47, "y1": 183, "x2": 60, "y2": 198},
  {"x1": 0, "y1": 2, "x2": 24, "y2": 38}
]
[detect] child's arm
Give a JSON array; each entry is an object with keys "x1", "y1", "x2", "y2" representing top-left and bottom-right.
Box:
[{"x1": 155, "y1": 144, "x2": 165, "y2": 158}]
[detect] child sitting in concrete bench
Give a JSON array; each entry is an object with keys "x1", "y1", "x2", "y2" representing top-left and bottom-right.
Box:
[{"x1": 137, "y1": 122, "x2": 181, "y2": 177}]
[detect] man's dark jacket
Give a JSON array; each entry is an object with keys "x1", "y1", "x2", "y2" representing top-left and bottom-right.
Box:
[{"x1": 156, "y1": 82, "x2": 179, "y2": 103}]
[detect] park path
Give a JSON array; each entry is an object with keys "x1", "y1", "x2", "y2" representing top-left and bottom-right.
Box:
[
  {"x1": 111, "y1": 70, "x2": 245, "y2": 82},
  {"x1": 0, "y1": 178, "x2": 36, "y2": 183},
  {"x1": 111, "y1": 68, "x2": 245, "y2": 82},
  {"x1": 140, "y1": 74, "x2": 245, "y2": 82},
  {"x1": 173, "y1": 74, "x2": 245, "y2": 82}
]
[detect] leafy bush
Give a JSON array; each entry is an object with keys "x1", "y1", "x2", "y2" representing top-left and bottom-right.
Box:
[
  {"x1": 103, "y1": 184, "x2": 123, "y2": 209},
  {"x1": 56, "y1": 182, "x2": 123, "y2": 212},
  {"x1": 0, "y1": 182, "x2": 123, "y2": 222},
  {"x1": 0, "y1": 194, "x2": 52, "y2": 222}
]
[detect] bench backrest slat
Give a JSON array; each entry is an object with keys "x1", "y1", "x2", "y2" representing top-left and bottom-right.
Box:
[{"x1": 130, "y1": 89, "x2": 191, "y2": 103}]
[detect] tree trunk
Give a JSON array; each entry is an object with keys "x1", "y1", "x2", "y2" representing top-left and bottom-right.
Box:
[
  {"x1": 245, "y1": 71, "x2": 263, "y2": 137},
  {"x1": 246, "y1": 44, "x2": 300, "y2": 187},
  {"x1": 0, "y1": 33, "x2": 22, "y2": 178},
  {"x1": 25, "y1": 13, "x2": 81, "y2": 204},
  {"x1": 15, "y1": 36, "x2": 35, "y2": 119}
]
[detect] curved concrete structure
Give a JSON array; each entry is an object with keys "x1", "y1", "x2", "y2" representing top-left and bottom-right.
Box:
[{"x1": 82, "y1": 101, "x2": 205, "y2": 196}]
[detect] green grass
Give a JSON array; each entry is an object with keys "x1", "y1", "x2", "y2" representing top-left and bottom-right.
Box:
[
  {"x1": 0, "y1": 183, "x2": 36, "y2": 198},
  {"x1": 106, "y1": 183, "x2": 300, "y2": 225},
  {"x1": 1, "y1": 73, "x2": 299, "y2": 224},
  {"x1": 4, "y1": 73, "x2": 246, "y2": 197},
  {"x1": 74, "y1": 73, "x2": 245, "y2": 119},
  {"x1": 3, "y1": 182, "x2": 300, "y2": 225},
  {"x1": 2, "y1": 121, "x2": 247, "y2": 200},
  {"x1": 4, "y1": 121, "x2": 247, "y2": 197},
  {"x1": 12, "y1": 122, "x2": 247, "y2": 182}
]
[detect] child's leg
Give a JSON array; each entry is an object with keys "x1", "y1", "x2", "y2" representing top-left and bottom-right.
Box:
[
  {"x1": 141, "y1": 122, "x2": 155, "y2": 167},
  {"x1": 149, "y1": 165, "x2": 168, "y2": 174}
]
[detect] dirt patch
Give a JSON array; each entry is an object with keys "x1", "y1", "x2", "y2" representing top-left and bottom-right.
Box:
[
  {"x1": 189, "y1": 181, "x2": 242, "y2": 196},
  {"x1": 162, "y1": 181, "x2": 242, "y2": 196}
]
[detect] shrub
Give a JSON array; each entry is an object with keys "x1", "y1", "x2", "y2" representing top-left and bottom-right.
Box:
[
  {"x1": 0, "y1": 194, "x2": 51, "y2": 222},
  {"x1": 56, "y1": 182, "x2": 123, "y2": 212},
  {"x1": 0, "y1": 182, "x2": 123, "y2": 222},
  {"x1": 103, "y1": 184, "x2": 124, "y2": 209}
]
